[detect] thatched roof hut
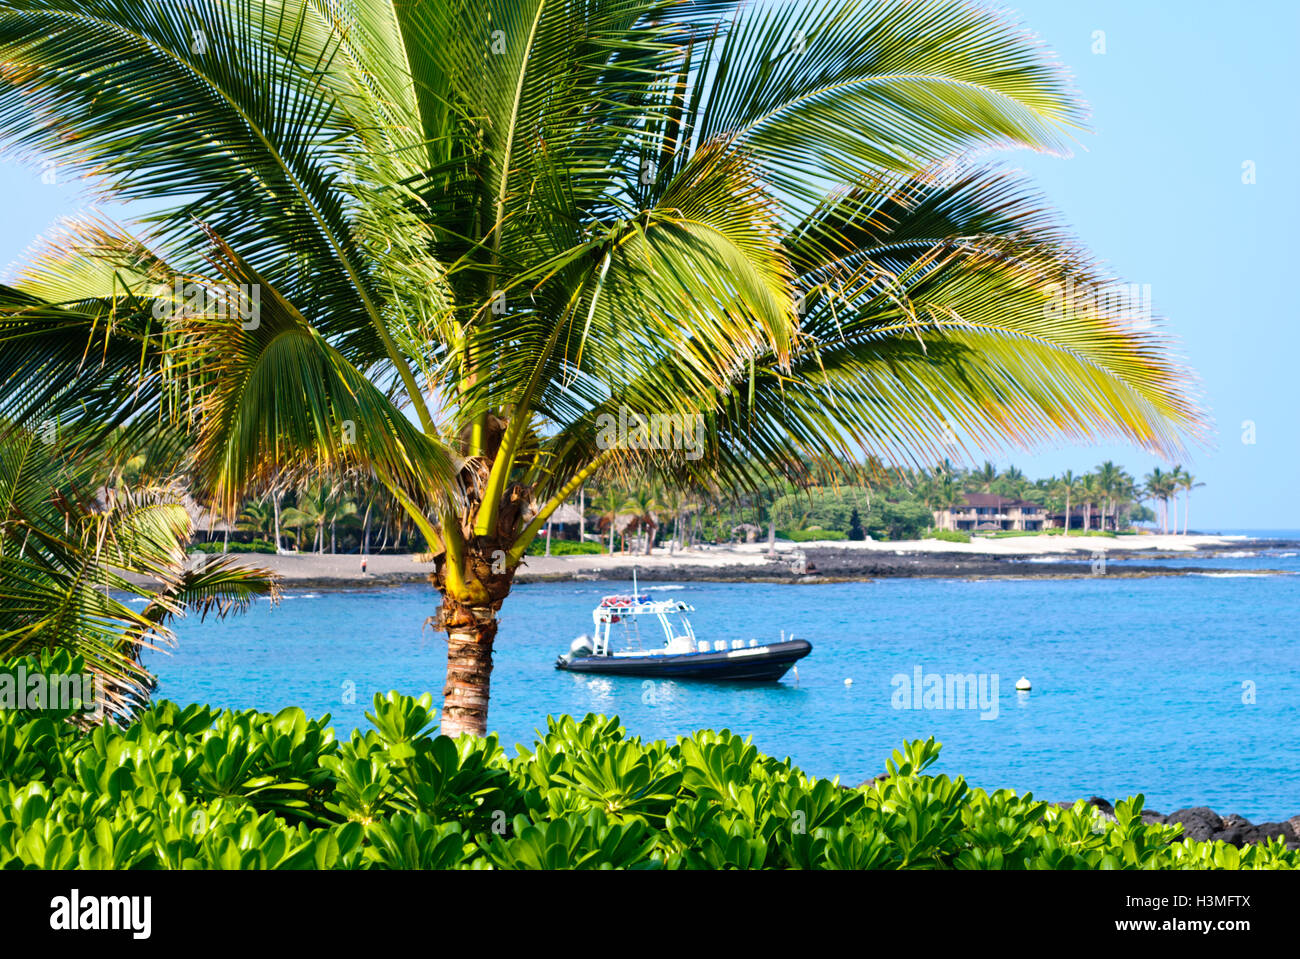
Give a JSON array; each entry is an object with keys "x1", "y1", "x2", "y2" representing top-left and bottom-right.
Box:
[{"x1": 181, "y1": 493, "x2": 234, "y2": 535}]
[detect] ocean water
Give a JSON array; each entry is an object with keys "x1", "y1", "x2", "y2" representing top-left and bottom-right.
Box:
[{"x1": 146, "y1": 547, "x2": 1300, "y2": 820}]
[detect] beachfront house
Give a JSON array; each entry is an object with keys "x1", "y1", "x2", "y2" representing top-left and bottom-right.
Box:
[
  {"x1": 932, "y1": 493, "x2": 1046, "y2": 533},
  {"x1": 1046, "y1": 505, "x2": 1115, "y2": 531}
]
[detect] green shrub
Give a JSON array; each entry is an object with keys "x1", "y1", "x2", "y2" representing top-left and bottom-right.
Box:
[
  {"x1": 770, "y1": 487, "x2": 871, "y2": 534},
  {"x1": 0, "y1": 694, "x2": 1293, "y2": 870},
  {"x1": 924, "y1": 529, "x2": 971, "y2": 543},
  {"x1": 190, "y1": 539, "x2": 277, "y2": 554},
  {"x1": 525, "y1": 539, "x2": 605, "y2": 556},
  {"x1": 865, "y1": 499, "x2": 933, "y2": 541},
  {"x1": 770, "y1": 488, "x2": 931, "y2": 541}
]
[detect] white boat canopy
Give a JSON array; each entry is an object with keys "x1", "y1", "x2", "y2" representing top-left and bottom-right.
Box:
[{"x1": 590, "y1": 594, "x2": 698, "y2": 656}]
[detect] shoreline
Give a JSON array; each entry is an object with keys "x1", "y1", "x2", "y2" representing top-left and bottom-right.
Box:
[
  {"x1": 183, "y1": 534, "x2": 1298, "y2": 590},
  {"x1": 1050, "y1": 800, "x2": 1300, "y2": 850}
]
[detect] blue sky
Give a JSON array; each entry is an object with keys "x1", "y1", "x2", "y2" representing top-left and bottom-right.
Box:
[
  {"x1": 0, "y1": 1, "x2": 1295, "y2": 529},
  {"x1": 981, "y1": 0, "x2": 1300, "y2": 530}
]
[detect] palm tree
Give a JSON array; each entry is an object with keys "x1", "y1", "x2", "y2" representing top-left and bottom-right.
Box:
[
  {"x1": 0, "y1": 0, "x2": 1205, "y2": 735},
  {"x1": 1110, "y1": 468, "x2": 1137, "y2": 531},
  {"x1": 236, "y1": 498, "x2": 275, "y2": 541},
  {"x1": 997, "y1": 465, "x2": 1028, "y2": 501},
  {"x1": 327, "y1": 493, "x2": 360, "y2": 554},
  {"x1": 1081, "y1": 473, "x2": 1105, "y2": 533},
  {"x1": 1144, "y1": 467, "x2": 1178, "y2": 534},
  {"x1": 659, "y1": 487, "x2": 689, "y2": 555},
  {"x1": 592, "y1": 486, "x2": 624, "y2": 556},
  {"x1": 1143, "y1": 469, "x2": 1162, "y2": 532},
  {"x1": 1166, "y1": 465, "x2": 1183, "y2": 534},
  {"x1": 1176, "y1": 469, "x2": 1205, "y2": 535},
  {"x1": 1094, "y1": 460, "x2": 1122, "y2": 531},
  {"x1": 0, "y1": 425, "x2": 275, "y2": 721},
  {"x1": 1055, "y1": 471, "x2": 1083, "y2": 533},
  {"x1": 621, "y1": 486, "x2": 666, "y2": 556},
  {"x1": 281, "y1": 482, "x2": 332, "y2": 554}
]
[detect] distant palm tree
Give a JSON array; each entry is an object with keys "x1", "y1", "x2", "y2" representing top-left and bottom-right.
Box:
[
  {"x1": 592, "y1": 487, "x2": 624, "y2": 556},
  {"x1": 1176, "y1": 469, "x2": 1205, "y2": 535},
  {"x1": 660, "y1": 487, "x2": 692, "y2": 554},
  {"x1": 999, "y1": 465, "x2": 1028, "y2": 500},
  {"x1": 236, "y1": 499, "x2": 275, "y2": 540},
  {"x1": 1111, "y1": 469, "x2": 1138, "y2": 530},
  {"x1": 0, "y1": 0, "x2": 1207, "y2": 734},
  {"x1": 281, "y1": 482, "x2": 341, "y2": 554},
  {"x1": 1094, "y1": 460, "x2": 1122, "y2": 530},
  {"x1": 1055, "y1": 471, "x2": 1083, "y2": 533},
  {"x1": 974, "y1": 462, "x2": 999, "y2": 494},
  {"x1": 1081, "y1": 473, "x2": 1105, "y2": 532},
  {"x1": 1144, "y1": 467, "x2": 1178, "y2": 534},
  {"x1": 621, "y1": 485, "x2": 667, "y2": 556}
]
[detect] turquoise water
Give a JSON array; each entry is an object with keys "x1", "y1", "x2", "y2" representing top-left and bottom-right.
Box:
[{"x1": 146, "y1": 547, "x2": 1300, "y2": 820}]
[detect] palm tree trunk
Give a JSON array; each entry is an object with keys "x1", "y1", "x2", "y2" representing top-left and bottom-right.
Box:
[
  {"x1": 439, "y1": 604, "x2": 498, "y2": 738},
  {"x1": 272, "y1": 492, "x2": 282, "y2": 553},
  {"x1": 545, "y1": 518, "x2": 553, "y2": 556},
  {"x1": 1064, "y1": 492, "x2": 1071, "y2": 534},
  {"x1": 607, "y1": 516, "x2": 616, "y2": 554}
]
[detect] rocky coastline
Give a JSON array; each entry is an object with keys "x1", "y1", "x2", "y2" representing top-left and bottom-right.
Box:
[
  {"x1": 512, "y1": 541, "x2": 1296, "y2": 585},
  {"x1": 151, "y1": 537, "x2": 1296, "y2": 590},
  {"x1": 1068, "y1": 798, "x2": 1300, "y2": 850},
  {"x1": 846, "y1": 779, "x2": 1300, "y2": 849}
]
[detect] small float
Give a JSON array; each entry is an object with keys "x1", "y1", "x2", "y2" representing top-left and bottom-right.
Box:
[{"x1": 556, "y1": 589, "x2": 811, "y2": 681}]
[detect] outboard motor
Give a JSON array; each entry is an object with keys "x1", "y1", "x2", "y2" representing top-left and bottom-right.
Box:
[{"x1": 569, "y1": 634, "x2": 594, "y2": 658}]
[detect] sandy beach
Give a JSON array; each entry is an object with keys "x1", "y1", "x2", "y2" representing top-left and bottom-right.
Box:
[{"x1": 200, "y1": 532, "x2": 1274, "y2": 589}]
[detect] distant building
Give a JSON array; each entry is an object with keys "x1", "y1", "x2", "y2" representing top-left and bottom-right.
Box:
[
  {"x1": 524, "y1": 502, "x2": 586, "y2": 540},
  {"x1": 1046, "y1": 505, "x2": 1115, "y2": 531},
  {"x1": 933, "y1": 493, "x2": 1046, "y2": 532}
]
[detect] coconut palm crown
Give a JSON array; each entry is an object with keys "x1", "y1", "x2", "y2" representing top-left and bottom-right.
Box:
[{"x1": 0, "y1": 0, "x2": 1205, "y2": 734}]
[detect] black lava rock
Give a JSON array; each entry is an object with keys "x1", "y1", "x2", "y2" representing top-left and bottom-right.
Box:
[{"x1": 1167, "y1": 807, "x2": 1225, "y2": 842}]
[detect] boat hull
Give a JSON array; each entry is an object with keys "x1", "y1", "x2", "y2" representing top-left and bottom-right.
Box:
[{"x1": 556, "y1": 639, "x2": 811, "y2": 681}]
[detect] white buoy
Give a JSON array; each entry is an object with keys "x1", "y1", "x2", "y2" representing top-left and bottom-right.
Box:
[
  {"x1": 1015, "y1": 676, "x2": 1032, "y2": 691},
  {"x1": 844, "y1": 677, "x2": 853, "y2": 686}
]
